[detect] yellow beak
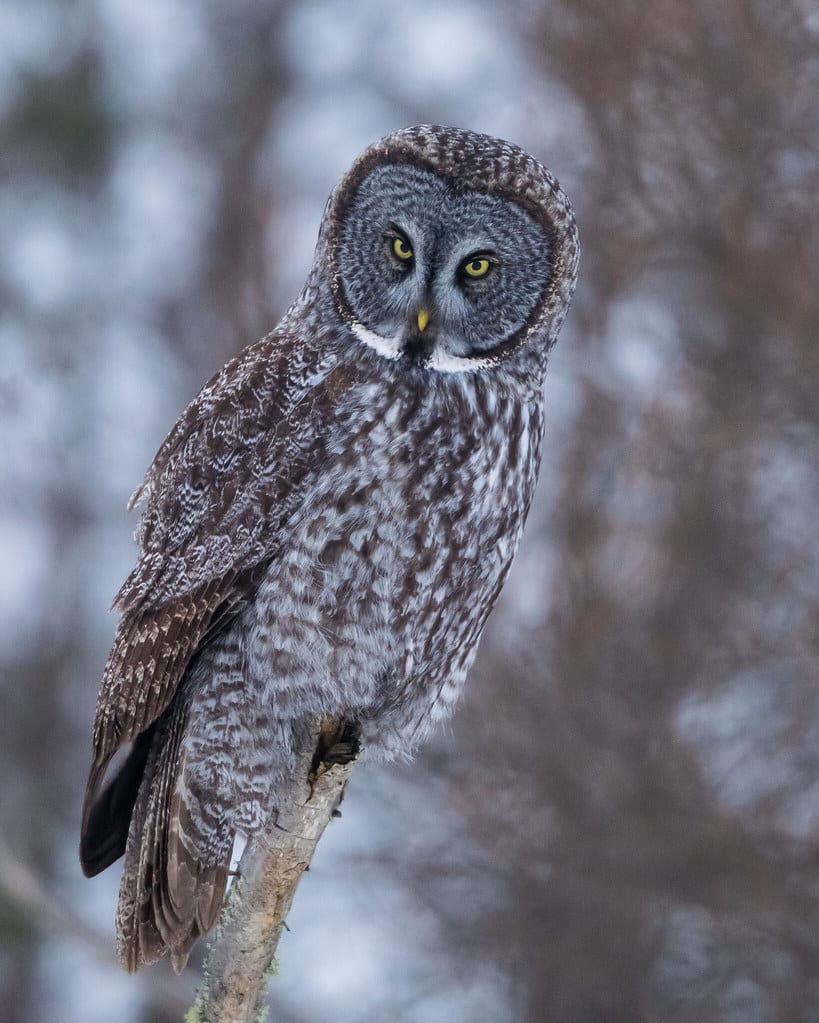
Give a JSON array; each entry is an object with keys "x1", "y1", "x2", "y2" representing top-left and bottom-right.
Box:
[{"x1": 417, "y1": 308, "x2": 430, "y2": 332}]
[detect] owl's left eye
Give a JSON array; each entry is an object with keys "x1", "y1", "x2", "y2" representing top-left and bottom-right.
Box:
[{"x1": 460, "y1": 253, "x2": 495, "y2": 281}]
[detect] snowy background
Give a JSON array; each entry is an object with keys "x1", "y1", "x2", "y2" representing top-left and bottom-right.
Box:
[{"x1": 1, "y1": 2, "x2": 818, "y2": 1021}]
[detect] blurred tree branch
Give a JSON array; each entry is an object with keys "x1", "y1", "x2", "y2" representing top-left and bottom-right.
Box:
[{"x1": 0, "y1": 839, "x2": 193, "y2": 1018}]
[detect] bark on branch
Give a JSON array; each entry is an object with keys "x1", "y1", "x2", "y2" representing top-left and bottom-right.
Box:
[{"x1": 187, "y1": 722, "x2": 355, "y2": 1023}]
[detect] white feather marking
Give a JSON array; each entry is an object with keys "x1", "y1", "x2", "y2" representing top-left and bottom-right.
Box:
[
  {"x1": 351, "y1": 322, "x2": 494, "y2": 374},
  {"x1": 427, "y1": 348, "x2": 494, "y2": 373},
  {"x1": 351, "y1": 322, "x2": 402, "y2": 360}
]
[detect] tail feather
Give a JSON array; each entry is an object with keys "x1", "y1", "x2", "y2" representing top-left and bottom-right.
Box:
[
  {"x1": 115, "y1": 689, "x2": 233, "y2": 973},
  {"x1": 80, "y1": 726, "x2": 155, "y2": 877},
  {"x1": 114, "y1": 718, "x2": 165, "y2": 972},
  {"x1": 167, "y1": 788, "x2": 228, "y2": 934}
]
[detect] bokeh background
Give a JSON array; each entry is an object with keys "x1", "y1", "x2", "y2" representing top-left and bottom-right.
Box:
[{"x1": 1, "y1": 1, "x2": 818, "y2": 1021}]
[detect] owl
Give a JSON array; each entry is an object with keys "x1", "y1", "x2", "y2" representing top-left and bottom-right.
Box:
[{"x1": 80, "y1": 125, "x2": 579, "y2": 972}]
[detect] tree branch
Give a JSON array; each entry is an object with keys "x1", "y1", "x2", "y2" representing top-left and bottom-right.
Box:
[{"x1": 188, "y1": 723, "x2": 355, "y2": 1023}]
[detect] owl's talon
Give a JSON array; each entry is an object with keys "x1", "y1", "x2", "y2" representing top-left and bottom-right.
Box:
[
  {"x1": 322, "y1": 737, "x2": 360, "y2": 767},
  {"x1": 311, "y1": 721, "x2": 360, "y2": 776}
]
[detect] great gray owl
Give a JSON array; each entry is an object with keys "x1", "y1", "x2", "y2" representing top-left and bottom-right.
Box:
[{"x1": 80, "y1": 125, "x2": 579, "y2": 972}]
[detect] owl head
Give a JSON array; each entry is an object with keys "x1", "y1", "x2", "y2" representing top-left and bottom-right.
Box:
[{"x1": 324, "y1": 125, "x2": 579, "y2": 375}]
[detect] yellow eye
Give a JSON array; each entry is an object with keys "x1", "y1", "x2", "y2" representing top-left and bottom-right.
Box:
[
  {"x1": 392, "y1": 236, "x2": 413, "y2": 261},
  {"x1": 463, "y1": 256, "x2": 492, "y2": 279}
]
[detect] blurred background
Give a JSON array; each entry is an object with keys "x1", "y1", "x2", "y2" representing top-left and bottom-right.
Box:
[{"x1": 1, "y1": 1, "x2": 818, "y2": 1020}]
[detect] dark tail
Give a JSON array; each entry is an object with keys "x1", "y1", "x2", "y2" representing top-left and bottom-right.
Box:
[
  {"x1": 80, "y1": 727, "x2": 155, "y2": 877},
  {"x1": 82, "y1": 692, "x2": 232, "y2": 973}
]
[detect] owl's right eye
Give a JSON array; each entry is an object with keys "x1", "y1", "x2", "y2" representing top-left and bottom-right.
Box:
[{"x1": 389, "y1": 234, "x2": 414, "y2": 264}]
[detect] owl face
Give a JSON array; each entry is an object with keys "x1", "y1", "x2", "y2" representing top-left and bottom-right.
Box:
[{"x1": 331, "y1": 162, "x2": 554, "y2": 371}]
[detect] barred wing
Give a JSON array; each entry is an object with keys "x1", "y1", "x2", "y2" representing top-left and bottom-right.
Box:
[{"x1": 82, "y1": 331, "x2": 348, "y2": 831}]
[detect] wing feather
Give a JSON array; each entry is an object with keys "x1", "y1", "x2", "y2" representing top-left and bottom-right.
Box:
[{"x1": 83, "y1": 330, "x2": 351, "y2": 830}]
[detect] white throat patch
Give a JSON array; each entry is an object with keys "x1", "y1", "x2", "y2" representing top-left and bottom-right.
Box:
[{"x1": 351, "y1": 322, "x2": 493, "y2": 374}]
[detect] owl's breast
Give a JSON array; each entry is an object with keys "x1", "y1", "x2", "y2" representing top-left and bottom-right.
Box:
[{"x1": 245, "y1": 370, "x2": 543, "y2": 734}]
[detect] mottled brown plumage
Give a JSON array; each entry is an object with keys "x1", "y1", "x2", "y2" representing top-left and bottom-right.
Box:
[{"x1": 80, "y1": 126, "x2": 579, "y2": 971}]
